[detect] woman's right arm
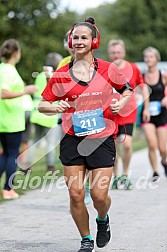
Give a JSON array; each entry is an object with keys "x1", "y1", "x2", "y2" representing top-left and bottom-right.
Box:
[
  {"x1": 1, "y1": 85, "x2": 37, "y2": 99},
  {"x1": 38, "y1": 98, "x2": 70, "y2": 116}
]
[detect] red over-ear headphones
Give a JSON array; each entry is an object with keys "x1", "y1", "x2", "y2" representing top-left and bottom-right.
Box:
[{"x1": 68, "y1": 22, "x2": 100, "y2": 50}]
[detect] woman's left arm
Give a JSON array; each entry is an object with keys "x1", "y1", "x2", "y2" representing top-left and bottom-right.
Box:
[
  {"x1": 110, "y1": 89, "x2": 132, "y2": 114},
  {"x1": 141, "y1": 83, "x2": 150, "y2": 122},
  {"x1": 161, "y1": 72, "x2": 167, "y2": 107}
]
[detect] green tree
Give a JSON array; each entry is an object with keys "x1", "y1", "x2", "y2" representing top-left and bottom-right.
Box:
[
  {"x1": 0, "y1": 0, "x2": 77, "y2": 82},
  {"x1": 104, "y1": 0, "x2": 167, "y2": 60},
  {"x1": 84, "y1": 0, "x2": 167, "y2": 61}
]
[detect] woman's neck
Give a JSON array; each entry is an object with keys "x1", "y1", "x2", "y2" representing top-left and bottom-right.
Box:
[
  {"x1": 72, "y1": 53, "x2": 95, "y2": 82},
  {"x1": 74, "y1": 52, "x2": 94, "y2": 65},
  {"x1": 6, "y1": 58, "x2": 16, "y2": 66},
  {"x1": 147, "y1": 65, "x2": 158, "y2": 73}
]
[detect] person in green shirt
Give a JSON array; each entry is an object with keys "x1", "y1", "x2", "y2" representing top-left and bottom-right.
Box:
[{"x1": 0, "y1": 39, "x2": 37, "y2": 200}]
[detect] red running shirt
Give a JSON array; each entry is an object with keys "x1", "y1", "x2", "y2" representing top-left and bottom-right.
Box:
[
  {"x1": 42, "y1": 58, "x2": 129, "y2": 138},
  {"x1": 117, "y1": 62, "x2": 144, "y2": 125}
]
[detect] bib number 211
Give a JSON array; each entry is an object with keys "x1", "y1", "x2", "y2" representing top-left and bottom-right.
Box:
[{"x1": 72, "y1": 108, "x2": 106, "y2": 136}]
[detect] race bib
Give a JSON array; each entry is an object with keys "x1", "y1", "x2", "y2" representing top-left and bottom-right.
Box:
[
  {"x1": 149, "y1": 101, "x2": 161, "y2": 116},
  {"x1": 72, "y1": 108, "x2": 106, "y2": 136}
]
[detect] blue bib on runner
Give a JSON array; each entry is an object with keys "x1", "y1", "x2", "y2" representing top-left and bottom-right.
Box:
[
  {"x1": 72, "y1": 108, "x2": 106, "y2": 136},
  {"x1": 149, "y1": 101, "x2": 161, "y2": 116}
]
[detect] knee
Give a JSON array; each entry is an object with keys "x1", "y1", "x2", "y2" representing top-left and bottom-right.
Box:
[
  {"x1": 159, "y1": 147, "x2": 167, "y2": 157},
  {"x1": 149, "y1": 144, "x2": 156, "y2": 152},
  {"x1": 91, "y1": 193, "x2": 107, "y2": 205},
  {"x1": 69, "y1": 189, "x2": 84, "y2": 205},
  {"x1": 123, "y1": 143, "x2": 132, "y2": 153}
]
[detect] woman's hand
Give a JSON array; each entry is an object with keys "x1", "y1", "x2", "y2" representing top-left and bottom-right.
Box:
[
  {"x1": 39, "y1": 98, "x2": 70, "y2": 115},
  {"x1": 142, "y1": 108, "x2": 150, "y2": 122},
  {"x1": 161, "y1": 97, "x2": 167, "y2": 108},
  {"x1": 55, "y1": 98, "x2": 71, "y2": 113},
  {"x1": 110, "y1": 98, "x2": 121, "y2": 114},
  {"x1": 24, "y1": 85, "x2": 38, "y2": 95}
]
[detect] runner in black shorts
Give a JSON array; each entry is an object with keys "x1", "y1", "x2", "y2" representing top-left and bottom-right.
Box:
[
  {"x1": 141, "y1": 47, "x2": 167, "y2": 180},
  {"x1": 39, "y1": 17, "x2": 133, "y2": 252},
  {"x1": 60, "y1": 134, "x2": 116, "y2": 169}
]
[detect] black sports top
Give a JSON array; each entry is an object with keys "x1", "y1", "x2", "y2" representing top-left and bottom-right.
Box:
[{"x1": 145, "y1": 71, "x2": 164, "y2": 102}]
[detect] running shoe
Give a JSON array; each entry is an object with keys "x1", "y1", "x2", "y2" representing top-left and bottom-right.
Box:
[
  {"x1": 84, "y1": 185, "x2": 91, "y2": 205},
  {"x1": 152, "y1": 172, "x2": 160, "y2": 182},
  {"x1": 118, "y1": 175, "x2": 133, "y2": 190},
  {"x1": 161, "y1": 161, "x2": 167, "y2": 177},
  {"x1": 77, "y1": 239, "x2": 94, "y2": 252},
  {"x1": 2, "y1": 189, "x2": 19, "y2": 200},
  {"x1": 111, "y1": 176, "x2": 120, "y2": 189},
  {"x1": 96, "y1": 215, "x2": 111, "y2": 248}
]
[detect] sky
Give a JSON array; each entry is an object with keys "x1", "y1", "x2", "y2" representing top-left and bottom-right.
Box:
[{"x1": 58, "y1": 0, "x2": 116, "y2": 14}]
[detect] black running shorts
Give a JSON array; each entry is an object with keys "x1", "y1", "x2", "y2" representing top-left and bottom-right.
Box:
[
  {"x1": 117, "y1": 124, "x2": 134, "y2": 136},
  {"x1": 60, "y1": 134, "x2": 116, "y2": 170}
]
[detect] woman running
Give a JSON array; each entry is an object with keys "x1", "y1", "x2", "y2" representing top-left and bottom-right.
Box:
[
  {"x1": 141, "y1": 46, "x2": 167, "y2": 181},
  {"x1": 39, "y1": 17, "x2": 133, "y2": 252}
]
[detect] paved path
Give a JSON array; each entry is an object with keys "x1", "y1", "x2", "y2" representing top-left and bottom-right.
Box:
[{"x1": 0, "y1": 149, "x2": 167, "y2": 252}]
